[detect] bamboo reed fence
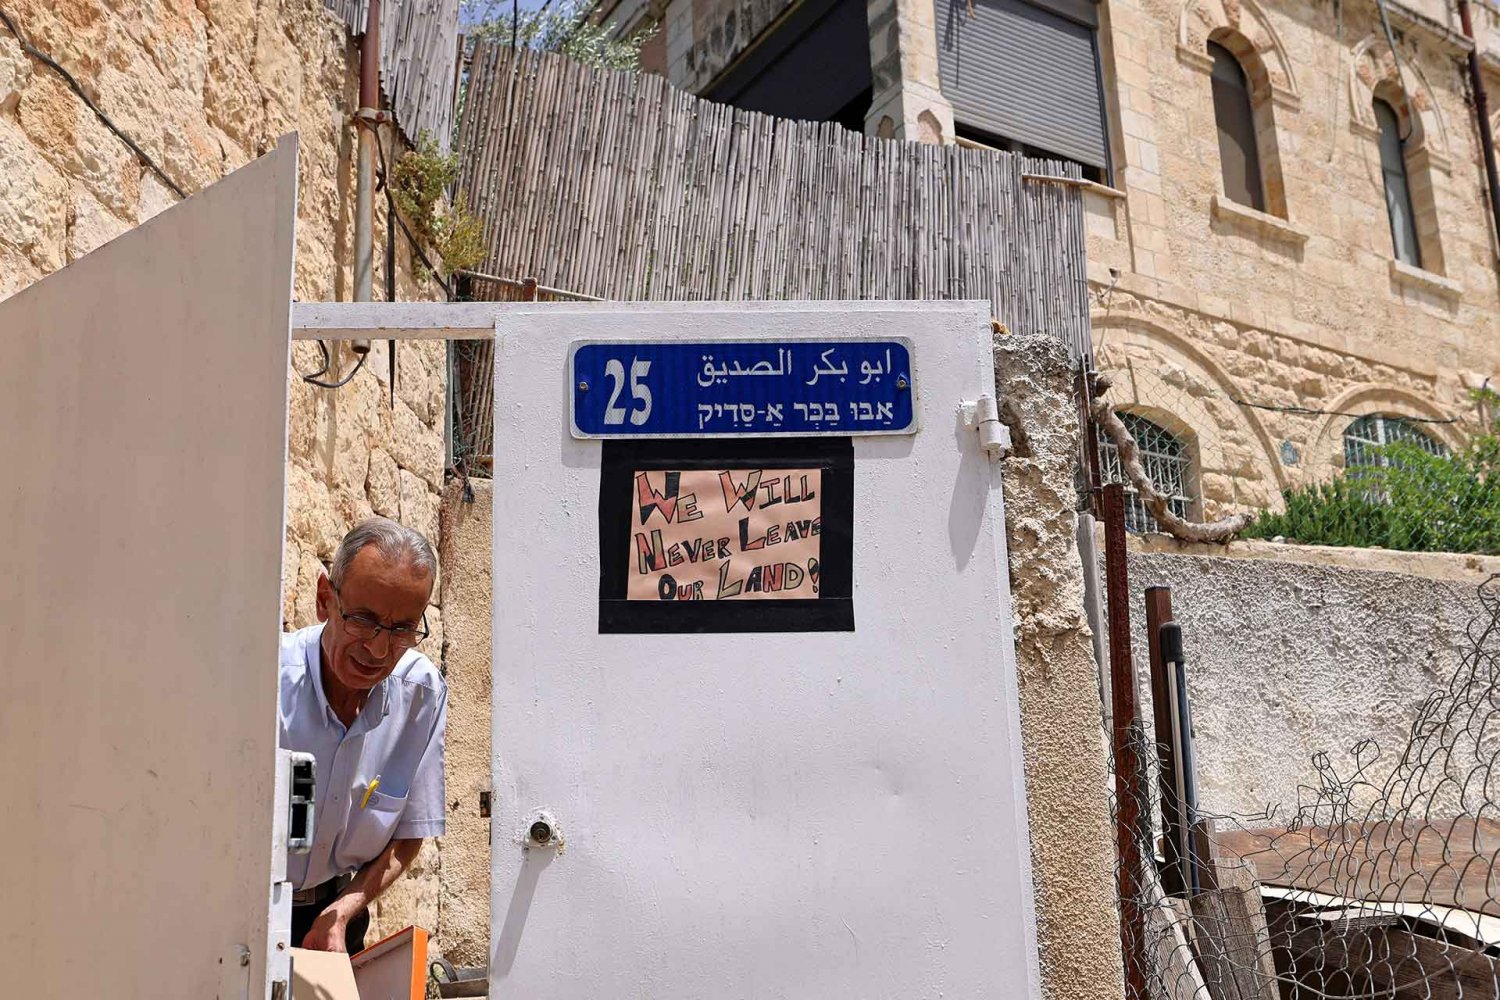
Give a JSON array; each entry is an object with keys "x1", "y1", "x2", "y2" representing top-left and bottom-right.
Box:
[
  {"x1": 454, "y1": 43, "x2": 1090, "y2": 352},
  {"x1": 324, "y1": 0, "x2": 460, "y2": 149}
]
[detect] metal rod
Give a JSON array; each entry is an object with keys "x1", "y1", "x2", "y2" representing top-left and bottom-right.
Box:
[
  {"x1": 386, "y1": 150, "x2": 397, "y2": 409},
  {"x1": 1019, "y1": 173, "x2": 1126, "y2": 200},
  {"x1": 452, "y1": 268, "x2": 605, "y2": 301},
  {"x1": 1458, "y1": 0, "x2": 1500, "y2": 260},
  {"x1": 1101, "y1": 483, "x2": 1148, "y2": 999},
  {"x1": 351, "y1": 0, "x2": 382, "y2": 356}
]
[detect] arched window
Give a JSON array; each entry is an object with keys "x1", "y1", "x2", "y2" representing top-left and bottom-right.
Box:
[
  {"x1": 1374, "y1": 97, "x2": 1422, "y2": 267},
  {"x1": 1209, "y1": 40, "x2": 1266, "y2": 212},
  {"x1": 1343, "y1": 414, "x2": 1446, "y2": 469},
  {"x1": 1097, "y1": 413, "x2": 1197, "y2": 533}
]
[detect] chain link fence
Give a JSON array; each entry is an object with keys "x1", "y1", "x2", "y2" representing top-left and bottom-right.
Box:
[{"x1": 1102, "y1": 487, "x2": 1500, "y2": 1000}]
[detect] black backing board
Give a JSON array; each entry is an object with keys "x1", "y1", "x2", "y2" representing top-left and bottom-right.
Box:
[{"x1": 598, "y1": 437, "x2": 854, "y2": 633}]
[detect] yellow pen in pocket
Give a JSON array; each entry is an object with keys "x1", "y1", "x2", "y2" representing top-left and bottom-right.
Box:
[{"x1": 360, "y1": 775, "x2": 381, "y2": 809}]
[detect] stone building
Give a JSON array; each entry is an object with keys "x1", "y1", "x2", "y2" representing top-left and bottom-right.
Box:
[
  {"x1": 604, "y1": 0, "x2": 1500, "y2": 526},
  {"x1": 0, "y1": 0, "x2": 454, "y2": 938}
]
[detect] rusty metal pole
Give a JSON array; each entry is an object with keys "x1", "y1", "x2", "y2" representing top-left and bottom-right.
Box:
[
  {"x1": 351, "y1": 0, "x2": 382, "y2": 355},
  {"x1": 1101, "y1": 483, "x2": 1147, "y2": 999}
]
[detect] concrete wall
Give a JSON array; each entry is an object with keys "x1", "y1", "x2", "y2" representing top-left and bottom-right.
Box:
[
  {"x1": 432, "y1": 479, "x2": 495, "y2": 968},
  {"x1": 996, "y1": 336, "x2": 1127, "y2": 1000},
  {"x1": 1126, "y1": 539, "x2": 1494, "y2": 822},
  {"x1": 0, "y1": 0, "x2": 449, "y2": 946}
]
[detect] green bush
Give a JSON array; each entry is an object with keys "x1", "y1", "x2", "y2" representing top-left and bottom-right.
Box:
[
  {"x1": 1245, "y1": 437, "x2": 1500, "y2": 554},
  {"x1": 390, "y1": 133, "x2": 485, "y2": 277}
]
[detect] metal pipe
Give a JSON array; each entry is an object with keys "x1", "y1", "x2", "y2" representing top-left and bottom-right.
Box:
[
  {"x1": 1075, "y1": 512, "x2": 1110, "y2": 733},
  {"x1": 351, "y1": 0, "x2": 382, "y2": 356},
  {"x1": 1458, "y1": 0, "x2": 1500, "y2": 259}
]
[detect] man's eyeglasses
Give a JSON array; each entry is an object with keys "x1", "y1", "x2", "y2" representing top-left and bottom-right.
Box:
[{"x1": 332, "y1": 587, "x2": 430, "y2": 649}]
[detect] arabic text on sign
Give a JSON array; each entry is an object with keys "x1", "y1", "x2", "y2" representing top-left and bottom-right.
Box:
[{"x1": 571, "y1": 340, "x2": 916, "y2": 438}]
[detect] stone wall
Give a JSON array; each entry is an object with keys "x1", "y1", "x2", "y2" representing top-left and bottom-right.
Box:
[
  {"x1": 637, "y1": 0, "x2": 957, "y2": 143},
  {"x1": 1124, "y1": 538, "x2": 1496, "y2": 823},
  {"x1": 430, "y1": 479, "x2": 495, "y2": 968},
  {"x1": 0, "y1": 0, "x2": 448, "y2": 947},
  {"x1": 1089, "y1": 0, "x2": 1500, "y2": 517},
  {"x1": 665, "y1": 0, "x2": 797, "y2": 92}
]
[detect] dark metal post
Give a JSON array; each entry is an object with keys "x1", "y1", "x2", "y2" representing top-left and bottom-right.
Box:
[
  {"x1": 1102, "y1": 483, "x2": 1147, "y2": 998},
  {"x1": 1458, "y1": 0, "x2": 1500, "y2": 260},
  {"x1": 1160, "y1": 621, "x2": 1199, "y2": 896},
  {"x1": 1145, "y1": 585, "x2": 1185, "y2": 897}
]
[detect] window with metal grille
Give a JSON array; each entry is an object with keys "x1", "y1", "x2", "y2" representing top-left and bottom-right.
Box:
[
  {"x1": 1343, "y1": 414, "x2": 1447, "y2": 470},
  {"x1": 1097, "y1": 413, "x2": 1196, "y2": 533},
  {"x1": 1209, "y1": 40, "x2": 1265, "y2": 212}
]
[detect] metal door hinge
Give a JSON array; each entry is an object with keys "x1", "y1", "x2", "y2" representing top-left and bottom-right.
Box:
[{"x1": 960, "y1": 395, "x2": 1012, "y2": 459}]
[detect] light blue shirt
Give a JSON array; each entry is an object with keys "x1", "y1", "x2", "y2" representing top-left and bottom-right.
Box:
[{"x1": 279, "y1": 624, "x2": 447, "y2": 891}]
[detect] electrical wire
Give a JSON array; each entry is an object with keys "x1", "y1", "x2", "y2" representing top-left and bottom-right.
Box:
[
  {"x1": 1232, "y1": 396, "x2": 1460, "y2": 424},
  {"x1": 0, "y1": 4, "x2": 186, "y2": 199},
  {"x1": 297, "y1": 338, "x2": 369, "y2": 389},
  {"x1": 1373, "y1": 0, "x2": 1418, "y2": 143}
]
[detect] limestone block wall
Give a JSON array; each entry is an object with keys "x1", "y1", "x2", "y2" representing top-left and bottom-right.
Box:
[
  {"x1": 1088, "y1": 0, "x2": 1500, "y2": 517},
  {"x1": 0, "y1": 0, "x2": 448, "y2": 942}
]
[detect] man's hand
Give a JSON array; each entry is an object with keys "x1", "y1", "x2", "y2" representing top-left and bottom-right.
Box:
[
  {"x1": 301, "y1": 904, "x2": 351, "y2": 952},
  {"x1": 299, "y1": 840, "x2": 422, "y2": 952}
]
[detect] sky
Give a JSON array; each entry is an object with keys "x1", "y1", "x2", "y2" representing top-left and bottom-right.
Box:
[{"x1": 460, "y1": 0, "x2": 556, "y2": 23}]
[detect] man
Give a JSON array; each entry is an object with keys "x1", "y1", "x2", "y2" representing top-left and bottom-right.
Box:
[{"x1": 279, "y1": 517, "x2": 447, "y2": 953}]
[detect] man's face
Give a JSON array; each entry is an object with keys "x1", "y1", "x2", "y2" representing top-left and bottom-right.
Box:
[{"x1": 316, "y1": 545, "x2": 433, "y2": 693}]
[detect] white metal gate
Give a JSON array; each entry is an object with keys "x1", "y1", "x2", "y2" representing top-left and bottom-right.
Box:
[
  {"x1": 488, "y1": 301, "x2": 1040, "y2": 999},
  {"x1": 0, "y1": 139, "x2": 298, "y2": 999}
]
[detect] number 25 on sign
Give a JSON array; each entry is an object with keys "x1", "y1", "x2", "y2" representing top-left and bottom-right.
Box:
[{"x1": 602, "y1": 357, "x2": 652, "y2": 426}]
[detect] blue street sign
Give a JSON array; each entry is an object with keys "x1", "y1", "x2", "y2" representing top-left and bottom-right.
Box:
[{"x1": 569, "y1": 339, "x2": 917, "y2": 438}]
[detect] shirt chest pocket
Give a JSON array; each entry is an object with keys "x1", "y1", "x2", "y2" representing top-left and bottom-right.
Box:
[{"x1": 340, "y1": 787, "x2": 408, "y2": 862}]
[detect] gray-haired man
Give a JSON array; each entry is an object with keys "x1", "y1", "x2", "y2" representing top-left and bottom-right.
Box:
[{"x1": 279, "y1": 517, "x2": 447, "y2": 952}]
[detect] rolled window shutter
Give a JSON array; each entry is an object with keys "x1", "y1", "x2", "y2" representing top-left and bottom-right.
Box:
[{"x1": 936, "y1": 0, "x2": 1109, "y2": 168}]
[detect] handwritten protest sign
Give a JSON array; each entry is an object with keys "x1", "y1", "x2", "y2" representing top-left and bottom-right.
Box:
[{"x1": 629, "y1": 468, "x2": 822, "y2": 601}]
